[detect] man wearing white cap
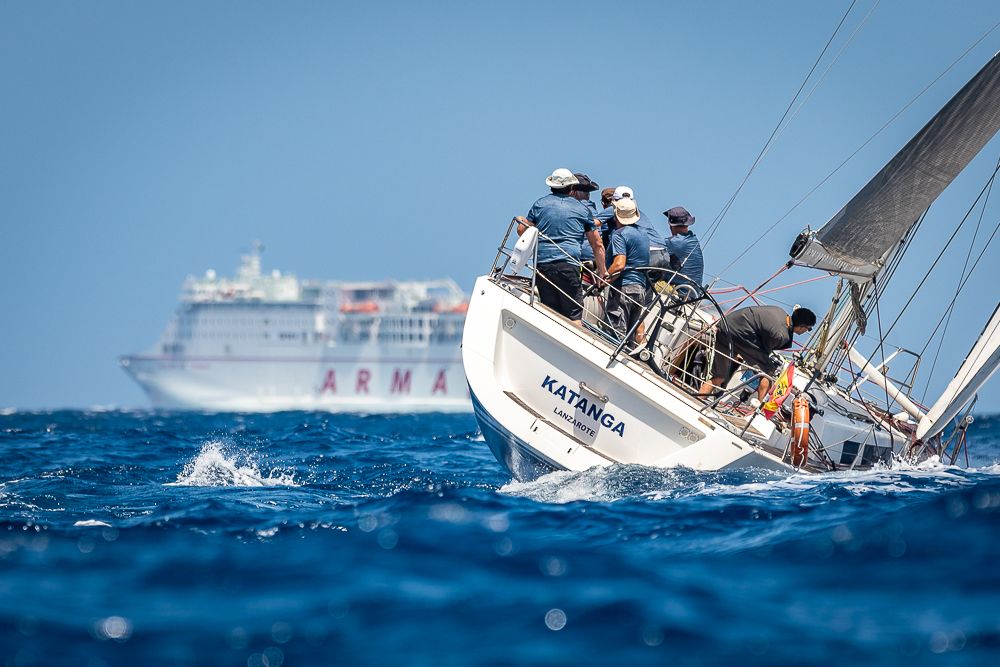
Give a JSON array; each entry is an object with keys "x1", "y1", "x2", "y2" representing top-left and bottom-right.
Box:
[
  {"x1": 604, "y1": 198, "x2": 651, "y2": 343},
  {"x1": 596, "y1": 186, "x2": 670, "y2": 274},
  {"x1": 515, "y1": 168, "x2": 606, "y2": 325}
]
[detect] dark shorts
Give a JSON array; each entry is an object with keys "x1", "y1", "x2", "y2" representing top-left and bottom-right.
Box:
[
  {"x1": 710, "y1": 332, "x2": 737, "y2": 381},
  {"x1": 536, "y1": 261, "x2": 583, "y2": 321},
  {"x1": 605, "y1": 283, "x2": 651, "y2": 337}
]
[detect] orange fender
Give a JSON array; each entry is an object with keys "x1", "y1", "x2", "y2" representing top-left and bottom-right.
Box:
[{"x1": 791, "y1": 396, "x2": 810, "y2": 468}]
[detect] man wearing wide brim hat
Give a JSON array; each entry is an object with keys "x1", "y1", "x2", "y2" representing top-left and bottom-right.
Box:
[
  {"x1": 662, "y1": 206, "x2": 704, "y2": 287},
  {"x1": 603, "y1": 198, "x2": 651, "y2": 344},
  {"x1": 514, "y1": 168, "x2": 606, "y2": 325},
  {"x1": 571, "y1": 172, "x2": 604, "y2": 266}
]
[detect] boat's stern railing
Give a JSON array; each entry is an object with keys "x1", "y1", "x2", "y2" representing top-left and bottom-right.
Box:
[{"x1": 485, "y1": 220, "x2": 824, "y2": 447}]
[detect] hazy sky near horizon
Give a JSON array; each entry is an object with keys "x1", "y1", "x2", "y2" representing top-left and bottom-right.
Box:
[{"x1": 2, "y1": 0, "x2": 999, "y2": 411}]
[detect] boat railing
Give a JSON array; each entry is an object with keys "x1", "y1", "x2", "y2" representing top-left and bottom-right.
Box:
[{"x1": 488, "y1": 220, "x2": 794, "y2": 439}]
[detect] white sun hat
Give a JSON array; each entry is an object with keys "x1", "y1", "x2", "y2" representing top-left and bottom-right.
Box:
[
  {"x1": 612, "y1": 185, "x2": 634, "y2": 200},
  {"x1": 545, "y1": 168, "x2": 580, "y2": 188},
  {"x1": 613, "y1": 198, "x2": 640, "y2": 225}
]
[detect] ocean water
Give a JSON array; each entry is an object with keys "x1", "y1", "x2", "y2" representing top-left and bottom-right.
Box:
[{"x1": 2, "y1": 410, "x2": 1000, "y2": 666}]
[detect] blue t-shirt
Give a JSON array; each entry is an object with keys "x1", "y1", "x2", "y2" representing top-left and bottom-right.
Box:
[
  {"x1": 597, "y1": 207, "x2": 664, "y2": 248},
  {"x1": 525, "y1": 193, "x2": 595, "y2": 265},
  {"x1": 579, "y1": 199, "x2": 601, "y2": 261},
  {"x1": 607, "y1": 224, "x2": 650, "y2": 288},
  {"x1": 664, "y1": 230, "x2": 704, "y2": 286}
]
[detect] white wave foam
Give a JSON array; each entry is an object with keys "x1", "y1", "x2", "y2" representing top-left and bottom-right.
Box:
[
  {"x1": 74, "y1": 520, "x2": 112, "y2": 527},
  {"x1": 167, "y1": 441, "x2": 296, "y2": 488},
  {"x1": 501, "y1": 466, "x2": 687, "y2": 504},
  {"x1": 501, "y1": 469, "x2": 601, "y2": 504},
  {"x1": 502, "y1": 454, "x2": 1000, "y2": 504}
]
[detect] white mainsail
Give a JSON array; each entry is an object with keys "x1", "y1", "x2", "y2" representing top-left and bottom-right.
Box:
[{"x1": 916, "y1": 304, "x2": 1000, "y2": 441}]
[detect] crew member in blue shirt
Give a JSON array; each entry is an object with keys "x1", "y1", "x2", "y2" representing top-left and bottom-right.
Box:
[
  {"x1": 662, "y1": 206, "x2": 704, "y2": 287},
  {"x1": 596, "y1": 186, "x2": 670, "y2": 274},
  {"x1": 604, "y1": 197, "x2": 651, "y2": 343},
  {"x1": 516, "y1": 168, "x2": 606, "y2": 326}
]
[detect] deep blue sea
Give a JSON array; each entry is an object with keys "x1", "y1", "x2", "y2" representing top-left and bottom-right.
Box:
[{"x1": 2, "y1": 410, "x2": 1000, "y2": 666}]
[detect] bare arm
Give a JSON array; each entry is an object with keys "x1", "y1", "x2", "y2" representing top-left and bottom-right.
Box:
[
  {"x1": 607, "y1": 254, "x2": 626, "y2": 275},
  {"x1": 515, "y1": 216, "x2": 531, "y2": 236},
  {"x1": 586, "y1": 229, "x2": 607, "y2": 278}
]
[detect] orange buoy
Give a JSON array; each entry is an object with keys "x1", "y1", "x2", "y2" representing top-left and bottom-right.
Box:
[{"x1": 790, "y1": 395, "x2": 810, "y2": 468}]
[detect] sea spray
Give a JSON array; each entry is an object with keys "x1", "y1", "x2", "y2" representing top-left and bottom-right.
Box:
[{"x1": 168, "y1": 441, "x2": 297, "y2": 487}]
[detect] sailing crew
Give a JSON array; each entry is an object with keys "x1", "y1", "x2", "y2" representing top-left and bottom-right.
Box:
[
  {"x1": 604, "y1": 198, "x2": 651, "y2": 343},
  {"x1": 698, "y1": 305, "x2": 817, "y2": 404},
  {"x1": 662, "y1": 206, "x2": 704, "y2": 286},
  {"x1": 516, "y1": 168, "x2": 607, "y2": 326}
]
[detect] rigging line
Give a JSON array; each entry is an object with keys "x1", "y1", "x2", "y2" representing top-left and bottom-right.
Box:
[
  {"x1": 856, "y1": 161, "x2": 1000, "y2": 374},
  {"x1": 711, "y1": 20, "x2": 1000, "y2": 280},
  {"x1": 772, "y1": 0, "x2": 882, "y2": 147},
  {"x1": 909, "y1": 169, "x2": 1000, "y2": 352},
  {"x1": 861, "y1": 208, "x2": 930, "y2": 321},
  {"x1": 700, "y1": 0, "x2": 859, "y2": 249},
  {"x1": 919, "y1": 156, "x2": 999, "y2": 402}
]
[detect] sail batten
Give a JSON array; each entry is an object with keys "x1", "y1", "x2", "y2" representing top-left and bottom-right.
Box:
[
  {"x1": 916, "y1": 304, "x2": 1000, "y2": 441},
  {"x1": 792, "y1": 51, "x2": 1000, "y2": 278}
]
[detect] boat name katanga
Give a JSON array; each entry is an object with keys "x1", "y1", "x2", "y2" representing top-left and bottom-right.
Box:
[{"x1": 541, "y1": 375, "x2": 626, "y2": 437}]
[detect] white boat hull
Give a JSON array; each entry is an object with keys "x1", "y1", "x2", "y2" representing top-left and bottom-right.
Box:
[{"x1": 463, "y1": 276, "x2": 794, "y2": 480}]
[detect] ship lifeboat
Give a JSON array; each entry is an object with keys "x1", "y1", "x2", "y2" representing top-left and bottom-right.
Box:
[
  {"x1": 340, "y1": 301, "x2": 380, "y2": 313},
  {"x1": 432, "y1": 302, "x2": 470, "y2": 314}
]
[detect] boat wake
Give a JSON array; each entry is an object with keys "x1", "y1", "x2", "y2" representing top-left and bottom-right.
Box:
[
  {"x1": 501, "y1": 455, "x2": 1000, "y2": 505},
  {"x1": 167, "y1": 441, "x2": 297, "y2": 488}
]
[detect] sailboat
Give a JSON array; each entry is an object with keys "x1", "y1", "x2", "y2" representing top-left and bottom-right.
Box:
[{"x1": 462, "y1": 50, "x2": 1000, "y2": 481}]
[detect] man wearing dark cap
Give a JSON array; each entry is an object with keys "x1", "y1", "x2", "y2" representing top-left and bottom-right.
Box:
[
  {"x1": 663, "y1": 206, "x2": 704, "y2": 287},
  {"x1": 698, "y1": 305, "x2": 818, "y2": 404},
  {"x1": 572, "y1": 172, "x2": 603, "y2": 265}
]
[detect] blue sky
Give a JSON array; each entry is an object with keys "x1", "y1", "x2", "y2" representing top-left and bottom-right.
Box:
[{"x1": 1, "y1": 0, "x2": 999, "y2": 411}]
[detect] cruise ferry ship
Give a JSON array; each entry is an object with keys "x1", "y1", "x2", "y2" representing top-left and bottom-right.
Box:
[{"x1": 120, "y1": 244, "x2": 470, "y2": 412}]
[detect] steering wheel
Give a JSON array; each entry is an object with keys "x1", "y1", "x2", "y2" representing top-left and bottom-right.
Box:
[{"x1": 629, "y1": 267, "x2": 733, "y2": 384}]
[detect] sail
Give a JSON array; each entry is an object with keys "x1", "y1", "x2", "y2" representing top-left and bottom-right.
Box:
[
  {"x1": 916, "y1": 304, "x2": 1000, "y2": 441},
  {"x1": 792, "y1": 51, "x2": 1000, "y2": 278}
]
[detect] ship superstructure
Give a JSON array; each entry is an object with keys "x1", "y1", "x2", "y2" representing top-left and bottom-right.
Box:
[{"x1": 121, "y1": 244, "x2": 470, "y2": 412}]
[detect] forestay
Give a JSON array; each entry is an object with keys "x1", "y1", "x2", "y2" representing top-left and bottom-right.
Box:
[
  {"x1": 792, "y1": 51, "x2": 1000, "y2": 279},
  {"x1": 917, "y1": 304, "x2": 1000, "y2": 441}
]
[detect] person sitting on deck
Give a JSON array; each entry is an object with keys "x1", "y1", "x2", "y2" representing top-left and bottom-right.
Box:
[
  {"x1": 662, "y1": 206, "x2": 704, "y2": 287},
  {"x1": 698, "y1": 305, "x2": 817, "y2": 405},
  {"x1": 515, "y1": 168, "x2": 607, "y2": 327},
  {"x1": 604, "y1": 198, "x2": 651, "y2": 344}
]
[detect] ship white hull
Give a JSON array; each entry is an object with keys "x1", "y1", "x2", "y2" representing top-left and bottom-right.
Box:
[
  {"x1": 121, "y1": 346, "x2": 470, "y2": 413},
  {"x1": 462, "y1": 276, "x2": 794, "y2": 480}
]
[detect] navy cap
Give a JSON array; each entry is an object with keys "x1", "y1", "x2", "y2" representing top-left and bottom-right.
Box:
[
  {"x1": 664, "y1": 206, "x2": 695, "y2": 226},
  {"x1": 572, "y1": 173, "x2": 599, "y2": 192}
]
